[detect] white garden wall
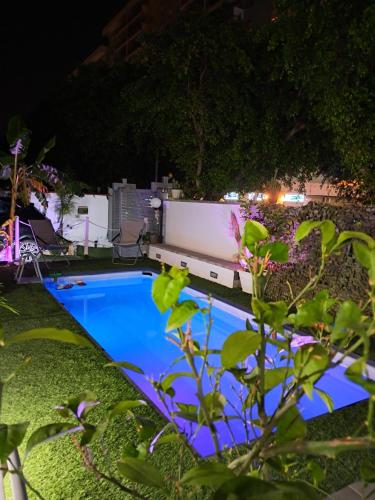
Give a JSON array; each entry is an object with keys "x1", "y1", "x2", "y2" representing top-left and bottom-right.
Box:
[
  {"x1": 163, "y1": 200, "x2": 246, "y2": 261},
  {"x1": 30, "y1": 193, "x2": 110, "y2": 247}
]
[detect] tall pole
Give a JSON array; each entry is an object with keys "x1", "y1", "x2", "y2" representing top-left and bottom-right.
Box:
[
  {"x1": 14, "y1": 216, "x2": 20, "y2": 262},
  {"x1": 154, "y1": 149, "x2": 159, "y2": 183}
]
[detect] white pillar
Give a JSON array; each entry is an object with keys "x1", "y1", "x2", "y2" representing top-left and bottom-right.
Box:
[{"x1": 84, "y1": 216, "x2": 89, "y2": 256}]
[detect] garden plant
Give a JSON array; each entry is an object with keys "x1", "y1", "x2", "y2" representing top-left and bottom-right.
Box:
[
  {"x1": 1, "y1": 219, "x2": 375, "y2": 499},
  {"x1": 0, "y1": 115, "x2": 59, "y2": 245}
]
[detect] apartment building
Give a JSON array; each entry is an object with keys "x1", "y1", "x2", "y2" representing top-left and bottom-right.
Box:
[{"x1": 83, "y1": 0, "x2": 273, "y2": 64}]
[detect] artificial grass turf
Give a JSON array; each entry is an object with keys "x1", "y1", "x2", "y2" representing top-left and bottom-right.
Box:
[
  {"x1": 0, "y1": 258, "x2": 374, "y2": 498},
  {"x1": 1, "y1": 284, "x2": 197, "y2": 500}
]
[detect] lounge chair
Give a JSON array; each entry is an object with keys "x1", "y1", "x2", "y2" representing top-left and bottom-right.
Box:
[
  {"x1": 112, "y1": 219, "x2": 145, "y2": 265},
  {"x1": 28, "y1": 219, "x2": 70, "y2": 267}
]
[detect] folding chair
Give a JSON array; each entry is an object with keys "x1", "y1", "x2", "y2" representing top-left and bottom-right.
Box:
[
  {"x1": 28, "y1": 219, "x2": 70, "y2": 267},
  {"x1": 112, "y1": 219, "x2": 145, "y2": 265}
]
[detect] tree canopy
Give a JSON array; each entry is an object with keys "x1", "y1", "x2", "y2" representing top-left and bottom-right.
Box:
[{"x1": 30, "y1": 0, "x2": 374, "y2": 200}]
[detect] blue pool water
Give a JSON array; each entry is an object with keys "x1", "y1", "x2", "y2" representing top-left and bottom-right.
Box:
[{"x1": 45, "y1": 271, "x2": 368, "y2": 456}]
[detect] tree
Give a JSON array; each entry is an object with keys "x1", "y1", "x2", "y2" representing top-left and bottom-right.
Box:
[
  {"x1": 0, "y1": 115, "x2": 59, "y2": 245},
  {"x1": 123, "y1": 11, "x2": 336, "y2": 198},
  {"x1": 123, "y1": 12, "x2": 258, "y2": 198},
  {"x1": 270, "y1": 0, "x2": 375, "y2": 201},
  {"x1": 54, "y1": 171, "x2": 88, "y2": 235},
  {"x1": 33, "y1": 62, "x2": 159, "y2": 189}
]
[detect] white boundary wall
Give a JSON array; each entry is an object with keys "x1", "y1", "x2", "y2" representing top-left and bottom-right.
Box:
[
  {"x1": 163, "y1": 200, "x2": 246, "y2": 261},
  {"x1": 30, "y1": 193, "x2": 111, "y2": 247}
]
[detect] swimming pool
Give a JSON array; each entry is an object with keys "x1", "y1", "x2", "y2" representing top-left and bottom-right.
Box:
[{"x1": 44, "y1": 271, "x2": 370, "y2": 456}]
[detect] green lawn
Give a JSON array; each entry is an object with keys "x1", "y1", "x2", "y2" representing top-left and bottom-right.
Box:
[{"x1": 0, "y1": 258, "x2": 373, "y2": 498}]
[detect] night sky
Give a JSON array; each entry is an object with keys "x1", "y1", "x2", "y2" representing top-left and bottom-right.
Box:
[{"x1": 0, "y1": 0, "x2": 124, "y2": 138}]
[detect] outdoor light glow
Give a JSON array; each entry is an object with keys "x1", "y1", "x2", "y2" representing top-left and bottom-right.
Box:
[
  {"x1": 150, "y1": 197, "x2": 162, "y2": 209},
  {"x1": 284, "y1": 193, "x2": 305, "y2": 203},
  {"x1": 224, "y1": 192, "x2": 239, "y2": 201}
]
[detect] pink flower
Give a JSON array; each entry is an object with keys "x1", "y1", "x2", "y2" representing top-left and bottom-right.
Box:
[
  {"x1": 243, "y1": 246, "x2": 252, "y2": 259},
  {"x1": 239, "y1": 258, "x2": 248, "y2": 270}
]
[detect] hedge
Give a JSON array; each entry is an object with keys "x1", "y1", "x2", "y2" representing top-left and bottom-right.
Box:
[{"x1": 241, "y1": 202, "x2": 375, "y2": 304}]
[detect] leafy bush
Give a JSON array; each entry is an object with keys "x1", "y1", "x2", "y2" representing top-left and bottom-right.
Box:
[{"x1": 242, "y1": 202, "x2": 375, "y2": 304}]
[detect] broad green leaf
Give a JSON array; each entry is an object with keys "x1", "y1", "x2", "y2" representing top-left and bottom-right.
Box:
[
  {"x1": 213, "y1": 477, "x2": 279, "y2": 499},
  {"x1": 242, "y1": 220, "x2": 269, "y2": 246},
  {"x1": 264, "y1": 367, "x2": 290, "y2": 393},
  {"x1": 169, "y1": 266, "x2": 189, "y2": 279},
  {"x1": 176, "y1": 402, "x2": 198, "y2": 413},
  {"x1": 152, "y1": 269, "x2": 190, "y2": 313},
  {"x1": 7, "y1": 328, "x2": 92, "y2": 347},
  {"x1": 353, "y1": 242, "x2": 375, "y2": 283},
  {"x1": 276, "y1": 406, "x2": 306, "y2": 444},
  {"x1": 303, "y1": 382, "x2": 314, "y2": 399},
  {"x1": 25, "y1": 423, "x2": 80, "y2": 459},
  {"x1": 36, "y1": 136, "x2": 56, "y2": 163},
  {"x1": 108, "y1": 400, "x2": 147, "y2": 419},
  {"x1": 0, "y1": 422, "x2": 29, "y2": 461},
  {"x1": 320, "y1": 220, "x2": 336, "y2": 251},
  {"x1": 181, "y1": 463, "x2": 235, "y2": 487},
  {"x1": 161, "y1": 372, "x2": 194, "y2": 392},
  {"x1": 80, "y1": 424, "x2": 100, "y2": 446},
  {"x1": 163, "y1": 275, "x2": 190, "y2": 310},
  {"x1": 295, "y1": 221, "x2": 321, "y2": 242},
  {"x1": 166, "y1": 300, "x2": 199, "y2": 332},
  {"x1": 292, "y1": 290, "x2": 335, "y2": 329},
  {"x1": 307, "y1": 460, "x2": 325, "y2": 486},
  {"x1": 294, "y1": 344, "x2": 329, "y2": 384},
  {"x1": 152, "y1": 273, "x2": 171, "y2": 313},
  {"x1": 200, "y1": 392, "x2": 226, "y2": 421},
  {"x1": 117, "y1": 457, "x2": 164, "y2": 489},
  {"x1": 346, "y1": 357, "x2": 364, "y2": 376},
  {"x1": 173, "y1": 403, "x2": 199, "y2": 422},
  {"x1": 353, "y1": 241, "x2": 372, "y2": 269},
  {"x1": 122, "y1": 443, "x2": 140, "y2": 458},
  {"x1": 361, "y1": 461, "x2": 375, "y2": 483},
  {"x1": 273, "y1": 479, "x2": 321, "y2": 499},
  {"x1": 259, "y1": 241, "x2": 289, "y2": 263},
  {"x1": 105, "y1": 360, "x2": 144, "y2": 374},
  {"x1": 59, "y1": 391, "x2": 98, "y2": 418},
  {"x1": 221, "y1": 330, "x2": 261, "y2": 368},
  {"x1": 135, "y1": 415, "x2": 156, "y2": 441},
  {"x1": 172, "y1": 411, "x2": 199, "y2": 422},
  {"x1": 315, "y1": 388, "x2": 334, "y2": 413},
  {"x1": 334, "y1": 231, "x2": 375, "y2": 250},
  {"x1": 345, "y1": 358, "x2": 375, "y2": 394},
  {"x1": 331, "y1": 300, "x2": 363, "y2": 342},
  {"x1": 252, "y1": 298, "x2": 288, "y2": 331}
]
